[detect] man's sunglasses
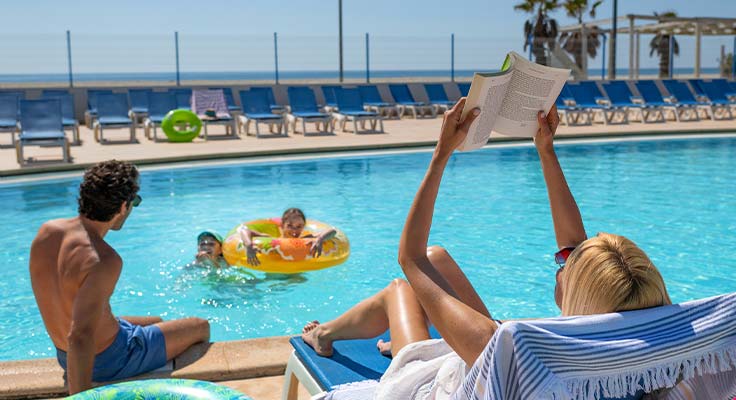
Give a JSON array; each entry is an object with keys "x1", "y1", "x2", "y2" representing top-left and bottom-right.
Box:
[
  {"x1": 554, "y1": 246, "x2": 576, "y2": 266},
  {"x1": 130, "y1": 194, "x2": 142, "y2": 208}
]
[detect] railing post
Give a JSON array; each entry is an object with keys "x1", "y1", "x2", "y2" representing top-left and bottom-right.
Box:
[
  {"x1": 66, "y1": 30, "x2": 74, "y2": 88},
  {"x1": 451, "y1": 33, "x2": 455, "y2": 82},
  {"x1": 338, "y1": 0, "x2": 343, "y2": 82},
  {"x1": 274, "y1": 32, "x2": 280, "y2": 84},
  {"x1": 732, "y1": 36, "x2": 735, "y2": 78},
  {"x1": 365, "y1": 33, "x2": 370, "y2": 83},
  {"x1": 174, "y1": 31, "x2": 181, "y2": 86},
  {"x1": 669, "y1": 34, "x2": 674, "y2": 78}
]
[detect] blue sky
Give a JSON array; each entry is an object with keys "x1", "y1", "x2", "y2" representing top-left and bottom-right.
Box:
[{"x1": 1, "y1": 0, "x2": 735, "y2": 74}]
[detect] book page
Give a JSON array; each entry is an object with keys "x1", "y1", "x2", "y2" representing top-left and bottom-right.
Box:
[
  {"x1": 492, "y1": 53, "x2": 570, "y2": 138},
  {"x1": 458, "y1": 72, "x2": 512, "y2": 151}
]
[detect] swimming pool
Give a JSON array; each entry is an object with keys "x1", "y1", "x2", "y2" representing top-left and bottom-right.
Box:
[{"x1": 2, "y1": 135, "x2": 735, "y2": 361}]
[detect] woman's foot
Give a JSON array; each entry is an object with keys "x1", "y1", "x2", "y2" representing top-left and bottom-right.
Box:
[
  {"x1": 302, "y1": 321, "x2": 334, "y2": 357},
  {"x1": 376, "y1": 339, "x2": 392, "y2": 357}
]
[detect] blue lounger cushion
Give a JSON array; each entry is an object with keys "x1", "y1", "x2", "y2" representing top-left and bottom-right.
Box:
[
  {"x1": 341, "y1": 111, "x2": 379, "y2": 117},
  {"x1": 290, "y1": 326, "x2": 441, "y2": 390},
  {"x1": 292, "y1": 111, "x2": 330, "y2": 118},
  {"x1": 245, "y1": 113, "x2": 283, "y2": 120}
]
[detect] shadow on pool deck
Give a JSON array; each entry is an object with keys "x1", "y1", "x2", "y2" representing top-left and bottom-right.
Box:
[{"x1": 0, "y1": 337, "x2": 294, "y2": 400}]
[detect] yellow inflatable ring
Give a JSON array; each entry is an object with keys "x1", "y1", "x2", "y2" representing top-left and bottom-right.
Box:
[{"x1": 222, "y1": 218, "x2": 350, "y2": 273}]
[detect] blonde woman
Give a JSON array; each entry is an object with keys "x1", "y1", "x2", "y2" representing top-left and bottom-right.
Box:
[{"x1": 301, "y1": 100, "x2": 671, "y2": 396}]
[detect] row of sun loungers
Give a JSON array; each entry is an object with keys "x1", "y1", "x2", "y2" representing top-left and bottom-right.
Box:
[{"x1": 2, "y1": 79, "x2": 735, "y2": 165}]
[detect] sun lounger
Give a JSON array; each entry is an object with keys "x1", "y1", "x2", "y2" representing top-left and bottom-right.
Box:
[
  {"x1": 357, "y1": 85, "x2": 398, "y2": 118},
  {"x1": 568, "y1": 82, "x2": 627, "y2": 125},
  {"x1": 0, "y1": 94, "x2": 20, "y2": 146},
  {"x1": 192, "y1": 89, "x2": 237, "y2": 139},
  {"x1": 697, "y1": 80, "x2": 735, "y2": 120},
  {"x1": 634, "y1": 80, "x2": 697, "y2": 122},
  {"x1": 286, "y1": 87, "x2": 333, "y2": 135},
  {"x1": 332, "y1": 87, "x2": 383, "y2": 134},
  {"x1": 555, "y1": 83, "x2": 587, "y2": 125},
  {"x1": 93, "y1": 93, "x2": 136, "y2": 143},
  {"x1": 237, "y1": 90, "x2": 286, "y2": 138},
  {"x1": 321, "y1": 85, "x2": 341, "y2": 111},
  {"x1": 602, "y1": 81, "x2": 664, "y2": 123},
  {"x1": 250, "y1": 87, "x2": 284, "y2": 113},
  {"x1": 388, "y1": 84, "x2": 435, "y2": 118},
  {"x1": 17, "y1": 99, "x2": 70, "y2": 165},
  {"x1": 307, "y1": 293, "x2": 736, "y2": 400},
  {"x1": 143, "y1": 92, "x2": 176, "y2": 141},
  {"x1": 170, "y1": 88, "x2": 192, "y2": 110},
  {"x1": 424, "y1": 83, "x2": 456, "y2": 113},
  {"x1": 209, "y1": 87, "x2": 241, "y2": 113},
  {"x1": 128, "y1": 89, "x2": 151, "y2": 125},
  {"x1": 457, "y1": 82, "x2": 471, "y2": 97},
  {"x1": 282, "y1": 326, "x2": 441, "y2": 400},
  {"x1": 84, "y1": 89, "x2": 113, "y2": 128},
  {"x1": 41, "y1": 92, "x2": 80, "y2": 144},
  {"x1": 662, "y1": 79, "x2": 714, "y2": 120}
]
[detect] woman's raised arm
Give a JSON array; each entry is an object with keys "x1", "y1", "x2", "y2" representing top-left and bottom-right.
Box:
[{"x1": 534, "y1": 106, "x2": 587, "y2": 249}]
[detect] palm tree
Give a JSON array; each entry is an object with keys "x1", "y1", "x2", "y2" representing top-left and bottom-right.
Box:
[
  {"x1": 515, "y1": 0, "x2": 560, "y2": 66},
  {"x1": 558, "y1": 0, "x2": 602, "y2": 73},
  {"x1": 649, "y1": 11, "x2": 680, "y2": 78}
]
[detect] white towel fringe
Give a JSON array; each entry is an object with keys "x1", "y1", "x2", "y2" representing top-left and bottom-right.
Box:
[{"x1": 543, "y1": 344, "x2": 736, "y2": 400}]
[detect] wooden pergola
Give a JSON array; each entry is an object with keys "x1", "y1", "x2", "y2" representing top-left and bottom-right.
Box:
[{"x1": 558, "y1": 14, "x2": 736, "y2": 79}]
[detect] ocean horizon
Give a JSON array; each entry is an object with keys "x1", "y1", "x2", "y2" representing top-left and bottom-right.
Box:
[{"x1": 0, "y1": 67, "x2": 723, "y2": 84}]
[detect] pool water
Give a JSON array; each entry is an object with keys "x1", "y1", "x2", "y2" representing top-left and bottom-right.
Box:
[{"x1": 2, "y1": 136, "x2": 735, "y2": 361}]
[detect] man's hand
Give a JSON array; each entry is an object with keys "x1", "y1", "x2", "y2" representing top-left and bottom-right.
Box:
[
  {"x1": 436, "y1": 98, "x2": 480, "y2": 158},
  {"x1": 533, "y1": 105, "x2": 560, "y2": 155},
  {"x1": 310, "y1": 238, "x2": 324, "y2": 258}
]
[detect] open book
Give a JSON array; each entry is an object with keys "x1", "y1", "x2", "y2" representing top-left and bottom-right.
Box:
[{"x1": 459, "y1": 51, "x2": 570, "y2": 151}]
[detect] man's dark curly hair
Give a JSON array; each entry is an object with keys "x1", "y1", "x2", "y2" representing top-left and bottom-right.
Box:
[{"x1": 78, "y1": 160, "x2": 139, "y2": 222}]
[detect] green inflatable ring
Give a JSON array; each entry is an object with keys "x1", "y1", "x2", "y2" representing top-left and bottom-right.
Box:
[
  {"x1": 161, "y1": 109, "x2": 202, "y2": 142},
  {"x1": 67, "y1": 378, "x2": 252, "y2": 399}
]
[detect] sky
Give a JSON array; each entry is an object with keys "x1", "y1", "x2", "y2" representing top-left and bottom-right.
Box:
[{"x1": 1, "y1": 0, "x2": 735, "y2": 74}]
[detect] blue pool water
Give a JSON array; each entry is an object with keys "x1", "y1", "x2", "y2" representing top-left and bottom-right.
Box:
[{"x1": 2, "y1": 136, "x2": 735, "y2": 361}]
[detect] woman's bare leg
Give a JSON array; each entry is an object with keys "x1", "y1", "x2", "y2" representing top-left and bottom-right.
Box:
[
  {"x1": 302, "y1": 278, "x2": 430, "y2": 357},
  {"x1": 426, "y1": 246, "x2": 491, "y2": 318}
]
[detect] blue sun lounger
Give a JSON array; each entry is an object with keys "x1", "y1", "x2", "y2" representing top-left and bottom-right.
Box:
[
  {"x1": 142, "y1": 92, "x2": 176, "y2": 141},
  {"x1": 128, "y1": 88, "x2": 151, "y2": 124},
  {"x1": 602, "y1": 81, "x2": 663, "y2": 123},
  {"x1": 0, "y1": 93, "x2": 20, "y2": 146},
  {"x1": 662, "y1": 80, "x2": 715, "y2": 120},
  {"x1": 192, "y1": 89, "x2": 237, "y2": 139},
  {"x1": 321, "y1": 85, "x2": 341, "y2": 111},
  {"x1": 555, "y1": 84, "x2": 586, "y2": 125},
  {"x1": 568, "y1": 82, "x2": 626, "y2": 125},
  {"x1": 357, "y1": 85, "x2": 398, "y2": 118},
  {"x1": 281, "y1": 327, "x2": 441, "y2": 400},
  {"x1": 17, "y1": 99, "x2": 70, "y2": 165},
  {"x1": 250, "y1": 87, "x2": 284, "y2": 113},
  {"x1": 388, "y1": 84, "x2": 435, "y2": 118},
  {"x1": 697, "y1": 80, "x2": 735, "y2": 120},
  {"x1": 237, "y1": 90, "x2": 285, "y2": 138},
  {"x1": 209, "y1": 87, "x2": 241, "y2": 113},
  {"x1": 93, "y1": 93, "x2": 136, "y2": 143},
  {"x1": 332, "y1": 87, "x2": 383, "y2": 134},
  {"x1": 41, "y1": 92, "x2": 80, "y2": 144},
  {"x1": 84, "y1": 89, "x2": 113, "y2": 128},
  {"x1": 634, "y1": 80, "x2": 697, "y2": 122},
  {"x1": 424, "y1": 83, "x2": 456, "y2": 113},
  {"x1": 457, "y1": 82, "x2": 471, "y2": 97},
  {"x1": 170, "y1": 88, "x2": 193, "y2": 110},
  {"x1": 286, "y1": 87, "x2": 333, "y2": 135}
]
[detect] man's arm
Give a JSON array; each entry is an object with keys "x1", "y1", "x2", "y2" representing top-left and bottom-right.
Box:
[
  {"x1": 533, "y1": 107, "x2": 587, "y2": 249},
  {"x1": 67, "y1": 256, "x2": 122, "y2": 394}
]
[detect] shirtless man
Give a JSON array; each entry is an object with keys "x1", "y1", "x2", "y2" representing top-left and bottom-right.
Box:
[{"x1": 30, "y1": 160, "x2": 210, "y2": 395}]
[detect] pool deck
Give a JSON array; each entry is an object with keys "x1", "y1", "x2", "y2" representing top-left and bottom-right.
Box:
[
  {"x1": 1, "y1": 116, "x2": 735, "y2": 178},
  {"x1": 1, "y1": 117, "x2": 736, "y2": 399}
]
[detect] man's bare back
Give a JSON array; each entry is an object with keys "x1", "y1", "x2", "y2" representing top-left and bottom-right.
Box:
[{"x1": 30, "y1": 217, "x2": 121, "y2": 354}]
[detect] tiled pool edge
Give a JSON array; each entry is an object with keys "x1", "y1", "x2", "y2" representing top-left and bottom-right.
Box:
[{"x1": 0, "y1": 337, "x2": 293, "y2": 400}]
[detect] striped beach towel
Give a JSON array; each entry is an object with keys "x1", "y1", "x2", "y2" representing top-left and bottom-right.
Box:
[
  {"x1": 192, "y1": 89, "x2": 231, "y2": 119},
  {"x1": 454, "y1": 292, "x2": 736, "y2": 400}
]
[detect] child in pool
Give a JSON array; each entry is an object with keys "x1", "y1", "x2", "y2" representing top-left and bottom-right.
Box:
[{"x1": 238, "y1": 208, "x2": 336, "y2": 267}]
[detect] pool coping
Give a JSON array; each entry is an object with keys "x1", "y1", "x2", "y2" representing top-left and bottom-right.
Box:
[{"x1": 1, "y1": 127, "x2": 735, "y2": 182}]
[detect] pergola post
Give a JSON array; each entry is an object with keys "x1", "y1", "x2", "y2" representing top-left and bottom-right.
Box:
[
  {"x1": 581, "y1": 23, "x2": 588, "y2": 80},
  {"x1": 628, "y1": 15, "x2": 635, "y2": 78},
  {"x1": 634, "y1": 32, "x2": 640, "y2": 79},
  {"x1": 694, "y1": 22, "x2": 702, "y2": 78}
]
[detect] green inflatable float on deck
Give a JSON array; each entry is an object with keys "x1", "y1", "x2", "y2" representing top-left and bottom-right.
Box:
[
  {"x1": 161, "y1": 109, "x2": 202, "y2": 142},
  {"x1": 66, "y1": 379, "x2": 252, "y2": 400}
]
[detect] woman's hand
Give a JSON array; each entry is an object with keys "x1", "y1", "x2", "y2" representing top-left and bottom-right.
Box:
[
  {"x1": 533, "y1": 105, "x2": 560, "y2": 155},
  {"x1": 246, "y1": 244, "x2": 260, "y2": 266},
  {"x1": 310, "y1": 238, "x2": 324, "y2": 258},
  {"x1": 436, "y1": 98, "x2": 480, "y2": 158}
]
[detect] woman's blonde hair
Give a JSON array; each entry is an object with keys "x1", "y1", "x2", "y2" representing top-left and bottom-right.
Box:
[{"x1": 560, "y1": 233, "x2": 671, "y2": 316}]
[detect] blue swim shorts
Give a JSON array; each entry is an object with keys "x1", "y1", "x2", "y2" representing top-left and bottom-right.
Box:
[{"x1": 56, "y1": 318, "x2": 167, "y2": 382}]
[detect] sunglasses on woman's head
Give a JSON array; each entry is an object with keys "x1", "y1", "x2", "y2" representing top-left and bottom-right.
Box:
[{"x1": 555, "y1": 246, "x2": 576, "y2": 267}]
